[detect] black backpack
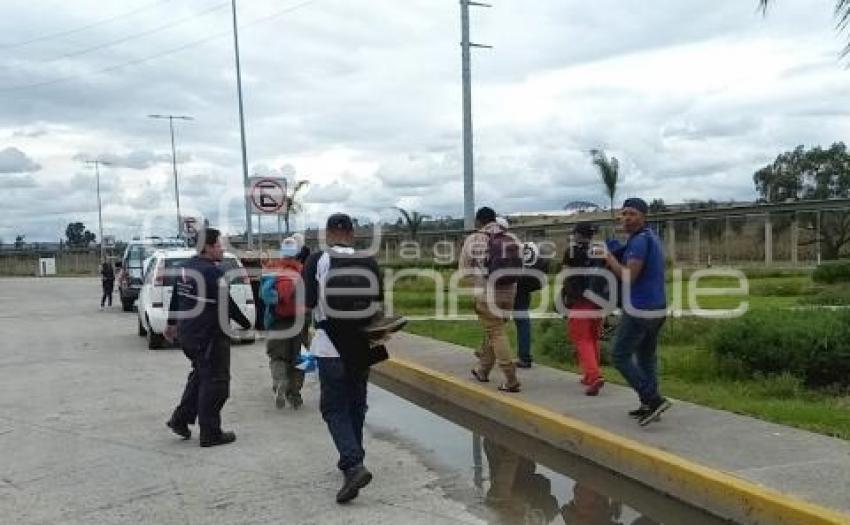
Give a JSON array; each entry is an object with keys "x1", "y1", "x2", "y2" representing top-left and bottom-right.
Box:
[
  {"x1": 563, "y1": 243, "x2": 609, "y2": 307},
  {"x1": 322, "y1": 253, "x2": 381, "y2": 324},
  {"x1": 486, "y1": 231, "x2": 523, "y2": 286}
]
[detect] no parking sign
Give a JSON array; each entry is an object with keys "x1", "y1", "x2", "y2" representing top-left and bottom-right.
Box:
[{"x1": 248, "y1": 177, "x2": 287, "y2": 215}]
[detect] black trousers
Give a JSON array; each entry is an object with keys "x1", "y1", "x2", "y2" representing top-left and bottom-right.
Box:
[
  {"x1": 171, "y1": 336, "x2": 231, "y2": 438},
  {"x1": 101, "y1": 279, "x2": 114, "y2": 307}
]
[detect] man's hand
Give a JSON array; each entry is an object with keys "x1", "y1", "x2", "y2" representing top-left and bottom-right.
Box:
[{"x1": 164, "y1": 324, "x2": 178, "y2": 343}]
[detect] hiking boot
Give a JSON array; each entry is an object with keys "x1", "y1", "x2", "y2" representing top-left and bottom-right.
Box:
[
  {"x1": 585, "y1": 377, "x2": 605, "y2": 396},
  {"x1": 639, "y1": 398, "x2": 672, "y2": 427},
  {"x1": 166, "y1": 419, "x2": 191, "y2": 440},
  {"x1": 336, "y1": 465, "x2": 373, "y2": 504},
  {"x1": 200, "y1": 431, "x2": 236, "y2": 448}
]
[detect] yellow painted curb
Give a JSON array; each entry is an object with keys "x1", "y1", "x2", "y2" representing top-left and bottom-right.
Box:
[{"x1": 373, "y1": 357, "x2": 850, "y2": 525}]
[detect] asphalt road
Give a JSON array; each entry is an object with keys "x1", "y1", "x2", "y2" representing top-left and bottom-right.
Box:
[{"x1": 0, "y1": 278, "x2": 484, "y2": 525}]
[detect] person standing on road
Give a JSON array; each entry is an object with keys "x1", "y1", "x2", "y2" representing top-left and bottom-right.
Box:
[
  {"x1": 100, "y1": 261, "x2": 115, "y2": 309},
  {"x1": 604, "y1": 198, "x2": 670, "y2": 425},
  {"x1": 461, "y1": 207, "x2": 523, "y2": 393},
  {"x1": 163, "y1": 228, "x2": 253, "y2": 447},
  {"x1": 562, "y1": 223, "x2": 607, "y2": 396},
  {"x1": 303, "y1": 213, "x2": 389, "y2": 504},
  {"x1": 262, "y1": 237, "x2": 307, "y2": 410}
]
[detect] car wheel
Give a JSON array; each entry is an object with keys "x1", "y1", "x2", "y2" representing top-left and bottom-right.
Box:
[
  {"x1": 138, "y1": 318, "x2": 147, "y2": 337},
  {"x1": 146, "y1": 316, "x2": 164, "y2": 350},
  {"x1": 122, "y1": 297, "x2": 134, "y2": 312}
]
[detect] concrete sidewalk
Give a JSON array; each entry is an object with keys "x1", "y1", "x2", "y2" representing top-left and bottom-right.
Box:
[{"x1": 382, "y1": 332, "x2": 850, "y2": 521}]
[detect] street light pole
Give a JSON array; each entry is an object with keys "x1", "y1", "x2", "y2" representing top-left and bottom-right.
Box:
[
  {"x1": 84, "y1": 160, "x2": 112, "y2": 261},
  {"x1": 460, "y1": 0, "x2": 492, "y2": 231},
  {"x1": 148, "y1": 114, "x2": 193, "y2": 238},
  {"x1": 231, "y1": 0, "x2": 253, "y2": 248}
]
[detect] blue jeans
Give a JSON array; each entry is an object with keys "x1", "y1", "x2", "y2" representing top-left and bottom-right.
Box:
[
  {"x1": 317, "y1": 357, "x2": 369, "y2": 472},
  {"x1": 513, "y1": 291, "x2": 532, "y2": 364},
  {"x1": 611, "y1": 314, "x2": 666, "y2": 404}
]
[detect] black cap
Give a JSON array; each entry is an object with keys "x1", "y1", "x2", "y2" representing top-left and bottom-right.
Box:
[
  {"x1": 573, "y1": 222, "x2": 597, "y2": 236},
  {"x1": 475, "y1": 206, "x2": 496, "y2": 224},
  {"x1": 326, "y1": 213, "x2": 354, "y2": 231}
]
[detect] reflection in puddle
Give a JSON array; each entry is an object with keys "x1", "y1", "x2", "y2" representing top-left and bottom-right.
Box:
[{"x1": 368, "y1": 386, "x2": 726, "y2": 525}]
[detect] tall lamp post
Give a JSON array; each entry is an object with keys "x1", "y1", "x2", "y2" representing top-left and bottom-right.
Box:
[
  {"x1": 84, "y1": 159, "x2": 113, "y2": 261},
  {"x1": 231, "y1": 0, "x2": 252, "y2": 247},
  {"x1": 148, "y1": 114, "x2": 193, "y2": 238}
]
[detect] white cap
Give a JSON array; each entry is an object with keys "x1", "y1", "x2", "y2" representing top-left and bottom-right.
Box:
[
  {"x1": 496, "y1": 217, "x2": 510, "y2": 230},
  {"x1": 280, "y1": 237, "x2": 299, "y2": 258}
]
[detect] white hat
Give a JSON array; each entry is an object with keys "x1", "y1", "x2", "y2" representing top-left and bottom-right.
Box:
[
  {"x1": 496, "y1": 217, "x2": 510, "y2": 230},
  {"x1": 280, "y1": 237, "x2": 299, "y2": 258}
]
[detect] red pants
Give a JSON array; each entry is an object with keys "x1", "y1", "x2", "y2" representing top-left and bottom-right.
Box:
[{"x1": 566, "y1": 300, "x2": 603, "y2": 383}]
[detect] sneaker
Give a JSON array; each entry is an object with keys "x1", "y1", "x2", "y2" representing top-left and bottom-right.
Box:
[
  {"x1": 336, "y1": 465, "x2": 373, "y2": 504},
  {"x1": 516, "y1": 360, "x2": 532, "y2": 369},
  {"x1": 639, "y1": 398, "x2": 671, "y2": 427},
  {"x1": 286, "y1": 392, "x2": 303, "y2": 410},
  {"x1": 628, "y1": 405, "x2": 650, "y2": 418},
  {"x1": 200, "y1": 431, "x2": 236, "y2": 448},
  {"x1": 166, "y1": 419, "x2": 191, "y2": 440},
  {"x1": 584, "y1": 378, "x2": 605, "y2": 396}
]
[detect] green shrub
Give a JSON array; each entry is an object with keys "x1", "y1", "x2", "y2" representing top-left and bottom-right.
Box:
[
  {"x1": 660, "y1": 317, "x2": 720, "y2": 346},
  {"x1": 797, "y1": 285, "x2": 850, "y2": 306},
  {"x1": 812, "y1": 261, "x2": 850, "y2": 284},
  {"x1": 537, "y1": 318, "x2": 575, "y2": 364},
  {"x1": 749, "y1": 278, "x2": 816, "y2": 297},
  {"x1": 711, "y1": 310, "x2": 850, "y2": 388}
]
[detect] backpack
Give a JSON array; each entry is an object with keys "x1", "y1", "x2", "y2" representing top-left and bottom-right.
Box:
[
  {"x1": 260, "y1": 260, "x2": 303, "y2": 322},
  {"x1": 563, "y1": 242, "x2": 609, "y2": 308},
  {"x1": 486, "y1": 231, "x2": 523, "y2": 286},
  {"x1": 322, "y1": 253, "x2": 380, "y2": 324},
  {"x1": 517, "y1": 242, "x2": 550, "y2": 293}
]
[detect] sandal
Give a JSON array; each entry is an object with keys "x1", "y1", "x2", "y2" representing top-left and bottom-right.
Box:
[
  {"x1": 497, "y1": 383, "x2": 521, "y2": 393},
  {"x1": 471, "y1": 369, "x2": 489, "y2": 383}
]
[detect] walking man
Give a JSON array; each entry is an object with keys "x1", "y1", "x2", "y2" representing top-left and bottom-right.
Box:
[
  {"x1": 461, "y1": 207, "x2": 523, "y2": 393},
  {"x1": 563, "y1": 223, "x2": 608, "y2": 396},
  {"x1": 303, "y1": 213, "x2": 387, "y2": 504},
  {"x1": 164, "y1": 228, "x2": 252, "y2": 447},
  {"x1": 263, "y1": 237, "x2": 307, "y2": 410},
  {"x1": 604, "y1": 198, "x2": 670, "y2": 425},
  {"x1": 100, "y1": 261, "x2": 115, "y2": 309}
]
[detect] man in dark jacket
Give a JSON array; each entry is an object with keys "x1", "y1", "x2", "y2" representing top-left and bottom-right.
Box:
[
  {"x1": 164, "y1": 228, "x2": 252, "y2": 447},
  {"x1": 302, "y1": 213, "x2": 385, "y2": 504}
]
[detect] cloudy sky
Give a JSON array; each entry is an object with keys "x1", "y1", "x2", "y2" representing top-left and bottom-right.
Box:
[{"x1": 2, "y1": 0, "x2": 850, "y2": 241}]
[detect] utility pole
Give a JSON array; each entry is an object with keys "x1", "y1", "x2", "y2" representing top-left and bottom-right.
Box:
[
  {"x1": 84, "y1": 160, "x2": 112, "y2": 261},
  {"x1": 231, "y1": 0, "x2": 253, "y2": 248},
  {"x1": 460, "y1": 0, "x2": 492, "y2": 231},
  {"x1": 148, "y1": 114, "x2": 193, "y2": 238}
]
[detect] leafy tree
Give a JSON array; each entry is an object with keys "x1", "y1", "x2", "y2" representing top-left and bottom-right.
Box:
[
  {"x1": 590, "y1": 149, "x2": 620, "y2": 222},
  {"x1": 14, "y1": 235, "x2": 25, "y2": 250},
  {"x1": 754, "y1": 143, "x2": 850, "y2": 259},
  {"x1": 65, "y1": 222, "x2": 96, "y2": 248},
  {"x1": 394, "y1": 207, "x2": 431, "y2": 240},
  {"x1": 759, "y1": 1, "x2": 850, "y2": 55},
  {"x1": 649, "y1": 198, "x2": 669, "y2": 213}
]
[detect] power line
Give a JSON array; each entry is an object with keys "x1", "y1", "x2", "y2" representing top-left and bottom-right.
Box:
[
  {"x1": 0, "y1": 0, "x2": 172, "y2": 51},
  {"x1": 26, "y1": 1, "x2": 231, "y2": 66},
  {"x1": 1, "y1": 0, "x2": 322, "y2": 92}
]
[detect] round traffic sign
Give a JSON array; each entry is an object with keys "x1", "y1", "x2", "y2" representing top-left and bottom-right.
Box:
[{"x1": 250, "y1": 178, "x2": 286, "y2": 214}]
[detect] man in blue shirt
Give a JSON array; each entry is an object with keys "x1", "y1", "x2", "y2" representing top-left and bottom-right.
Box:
[
  {"x1": 604, "y1": 198, "x2": 671, "y2": 426},
  {"x1": 164, "y1": 228, "x2": 252, "y2": 447}
]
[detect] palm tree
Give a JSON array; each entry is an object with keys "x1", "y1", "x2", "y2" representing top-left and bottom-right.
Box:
[
  {"x1": 759, "y1": 1, "x2": 850, "y2": 54},
  {"x1": 282, "y1": 180, "x2": 309, "y2": 235},
  {"x1": 394, "y1": 207, "x2": 430, "y2": 240},
  {"x1": 590, "y1": 149, "x2": 620, "y2": 223}
]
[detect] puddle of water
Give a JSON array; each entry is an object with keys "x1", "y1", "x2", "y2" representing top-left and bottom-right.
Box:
[{"x1": 368, "y1": 386, "x2": 730, "y2": 525}]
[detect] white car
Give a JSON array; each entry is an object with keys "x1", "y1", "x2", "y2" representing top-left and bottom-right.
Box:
[{"x1": 136, "y1": 249, "x2": 256, "y2": 349}]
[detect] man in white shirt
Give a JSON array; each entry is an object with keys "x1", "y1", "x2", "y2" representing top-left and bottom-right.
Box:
[{"x1": 302, "y1": 213, "x2": 384, "y2": 504}]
